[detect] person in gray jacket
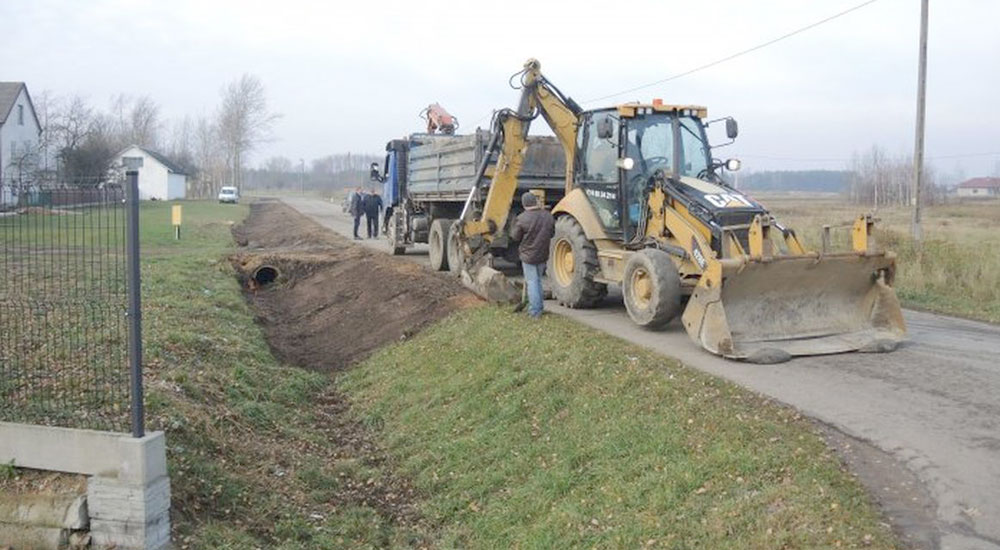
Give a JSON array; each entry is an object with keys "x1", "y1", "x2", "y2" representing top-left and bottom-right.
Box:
[{"x1": 510, "y1": 191, "x2": 555, "y2": 318}]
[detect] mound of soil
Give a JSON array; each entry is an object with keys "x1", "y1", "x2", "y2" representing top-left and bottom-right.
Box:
[{"x1": 231, "y1": 199, "x2": 478, "y2": 370}]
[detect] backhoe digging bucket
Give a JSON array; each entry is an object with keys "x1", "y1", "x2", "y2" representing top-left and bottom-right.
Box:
[
  {"x1": 682, "y1": 253, "x2": 906, "y2": 362},
  {"x1": 459, "y1": 261, "x2": 522, "y2": 304},
  {"x1": 452, "y1": 232, "x2": 522, "y2": 304}
]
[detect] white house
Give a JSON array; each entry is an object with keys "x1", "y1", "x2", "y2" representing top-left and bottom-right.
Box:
[
  {"x1": 0, "y1": 82, "x2": 42, "y2": 206},
  {"x1": 956, "y1": 177, "x2": 1000, "y2": 198},
  {"x1": 116, "y1": 145, "x2": 187, "y2": 200}
]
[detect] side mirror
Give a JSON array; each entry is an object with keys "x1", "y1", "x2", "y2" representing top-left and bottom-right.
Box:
[
  {"x1": 597, "y1": 117, "x2": 614, "y2": 139},
  {"x1": 725, "y1": 118, "x2": 739, "y2": 139},
  {"x1": 725, "y1": 158, "x2": 742, "y2": 172},
  {"x1": 369, "y1": 162, "x2": 381, "y2": 182}
]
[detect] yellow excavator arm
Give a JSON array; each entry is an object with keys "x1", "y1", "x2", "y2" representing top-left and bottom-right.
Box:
[{"x1": 461, "y1": 59, "x2": 579, "y2": 242}]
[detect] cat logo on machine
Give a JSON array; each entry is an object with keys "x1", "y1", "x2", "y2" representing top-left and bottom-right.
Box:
[
  {"x1": 690, "y1": 236, "x2": 708, "y2": 270},
  {"x1": 703, "y1": 192, "x2": 754, "y2": 209}
]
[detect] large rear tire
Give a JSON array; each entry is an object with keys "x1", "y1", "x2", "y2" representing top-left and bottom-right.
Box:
[
  {"x1": 446, "y1": 220, "x2": 466, "y2": 275},
  {"x1": 622, "y1": 248, "x2": 681, "y2": 328},
  {"x1": 428, "y1": 218, "x2": 452, "y2": 271},
  {"x1": 548, "y1": 216, "x2": 607, "y2": 308}
]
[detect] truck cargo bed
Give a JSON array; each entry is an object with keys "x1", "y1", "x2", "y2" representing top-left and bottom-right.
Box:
[{"x1": 406, "y1": 130, "x2": 565, "y2": 201}]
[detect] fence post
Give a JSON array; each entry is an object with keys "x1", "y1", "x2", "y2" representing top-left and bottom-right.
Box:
[{"x1": 125, "y1": 170, "x2": 145, "y2": 438}]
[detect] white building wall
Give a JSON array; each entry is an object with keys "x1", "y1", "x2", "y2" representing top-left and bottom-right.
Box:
[
  {"x1": 117, "y1": 146, "x2": 171, "y2": 200},
  {"x1": 957, "y1": 188, "x2": 999, "y2": 198},
  {"x1": 0, "y1": 87, "x2": 42, "y2": 205}
]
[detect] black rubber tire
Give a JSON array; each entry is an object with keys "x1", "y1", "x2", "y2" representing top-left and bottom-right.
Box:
[
  {"x1": 428, "y1": 218, "x2": 452, "y2": 271},
  {"x1": 548, "y1": 216, "x2": 607, "y2": 308},
  {"x1": 446, "y1": 220, "x2": 465, "y2": 274},
  {"x1": 386, "y1": 212, "x2": 406, "y2": 255},
  {"x1": 622, "y1": 248, "x2": 682, "y2": 328}
]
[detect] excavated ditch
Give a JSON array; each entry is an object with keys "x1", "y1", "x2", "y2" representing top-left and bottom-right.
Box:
[{"x1": 230, "y1": 199, "x2": 478, "y2": 371}]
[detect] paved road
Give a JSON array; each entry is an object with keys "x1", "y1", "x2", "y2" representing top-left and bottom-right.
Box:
[{"x1": 283, "y1": 196, "x2": 1000, "y2": 550}]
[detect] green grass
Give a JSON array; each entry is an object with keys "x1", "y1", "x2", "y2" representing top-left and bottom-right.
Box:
[{"x1": 343, "y1": 307, "x2": 900, "y2": 549}]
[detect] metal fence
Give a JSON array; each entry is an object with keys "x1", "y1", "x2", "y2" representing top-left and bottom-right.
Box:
[{"x1": 0, "y1": 176, "x2": 143, "y2": 434}]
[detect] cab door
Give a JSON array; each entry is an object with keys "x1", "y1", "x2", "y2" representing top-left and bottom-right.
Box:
[{"x1": 575, "y1": 111, "x2": 624, "y2": 239}]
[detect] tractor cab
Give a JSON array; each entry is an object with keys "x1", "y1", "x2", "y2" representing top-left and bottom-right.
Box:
[{"x1": 574, "y1": 103, "x2": 762, "y2": 254}]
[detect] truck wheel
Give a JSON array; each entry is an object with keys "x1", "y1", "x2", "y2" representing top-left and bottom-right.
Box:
[
  {"x1": 428, "y1": 218, "x2": 452, "y2": 271},
  {"x1": 622, "y1": 249, "x2": 681, "y2": 328},
  {"x1": 548, "y1": 216, "x2": 607, "y2": 308},
  {"x1": 387, "y1": 215, "x2": 405, "y2": 256},
  {"x1": 446, "y1": 220, "x2": 465, "y2": 274}
]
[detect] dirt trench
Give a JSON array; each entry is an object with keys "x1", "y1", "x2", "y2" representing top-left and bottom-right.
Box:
[{"x1": 231, "y1": 199, "x2": 478, "y2": 371}]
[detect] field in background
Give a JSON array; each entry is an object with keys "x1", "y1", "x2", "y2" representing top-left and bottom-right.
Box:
[{"x1": 757, "y1": 194, "x2": 1000, "y2": 323}]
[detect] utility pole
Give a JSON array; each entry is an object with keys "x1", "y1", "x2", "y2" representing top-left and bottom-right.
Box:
[
  {"x1": 299, "y1": 158, "x2": 305, "y2": 194},
  {"x1": 911, "y1": 0, "x2": 929, "y2": 244}
]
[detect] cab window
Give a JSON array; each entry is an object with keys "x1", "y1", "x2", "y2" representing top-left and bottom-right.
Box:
[{"x1": 577, "y1": 112, "x2": 621, "y2": 230}]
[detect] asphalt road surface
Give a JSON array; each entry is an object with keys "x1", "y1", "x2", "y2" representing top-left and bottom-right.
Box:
[{"x1": 283, "y1": 196, "x2": 1000, "y2": 550}]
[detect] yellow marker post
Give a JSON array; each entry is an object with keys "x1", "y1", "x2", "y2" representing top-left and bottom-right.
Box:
[{"x1": 171, "y1": 205, "x2": 182, "y2": 240}]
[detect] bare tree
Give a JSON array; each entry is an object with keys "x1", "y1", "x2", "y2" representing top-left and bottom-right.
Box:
[
  {"x1": 107, "y1": 94, "x2": 161, "y2": 149},
  {"x1": 216, "y1": 74, "x2": 280, "y2": 191},
  {"x1": 51, "y1": 95, "x2": 95, "y2": 153},
  {"x1": 193, "y1": 116, "x2": 225, "y2": 198},
  {"x1": 849, "y1": 144, "x2": 947, "y2": 208},
  {"x1": 168, "y1": 115, "x2": 197, "y2": 177},
  {"x1": 127, "y1": 96, "x2": 161, "y2": 148}
]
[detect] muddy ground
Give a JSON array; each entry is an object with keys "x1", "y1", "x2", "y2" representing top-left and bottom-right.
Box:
[{"x1": 231, "y1": 199, "x2": 478, "y2": 370}]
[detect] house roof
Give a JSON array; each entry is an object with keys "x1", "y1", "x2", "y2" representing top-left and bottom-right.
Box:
[
  {"x1": 957, "y1": 177, "x2": 1000, "y2": 189},
  {"x1": 0, "y1": 82, "x2": 41, "y2": 129},
  {"x1": 118, "y1": 145, "x2": 188, "y2": 175}
]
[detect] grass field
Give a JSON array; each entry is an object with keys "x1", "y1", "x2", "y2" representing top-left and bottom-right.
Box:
[
  {"x1": 759, "y1": 194, "x2": 1000, "y2": 323},
  {"x1": 343, "y1": 307, "x2": 899, "y2": 549}
]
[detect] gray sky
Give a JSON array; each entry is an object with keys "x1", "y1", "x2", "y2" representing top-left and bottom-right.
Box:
[{"x1": 3, "y1": 0, "x2": 998, "y2": 177}]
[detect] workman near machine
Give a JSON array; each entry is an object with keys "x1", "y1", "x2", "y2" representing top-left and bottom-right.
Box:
[
  {"x1": 350, "y1": 187, "x2": 366, "y2": 240},
  {"x1": 510, "y1": 191, "x2": 555, "y2": 319},
  {"x1": 364, "y1": 190, "x2": 384, "y2": 239}
]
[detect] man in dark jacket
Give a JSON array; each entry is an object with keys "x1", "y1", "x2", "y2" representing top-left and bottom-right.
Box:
[
  {"x1": 349, "y1": 187, "x2": 365, "y2": 240},
  {"x1": 510, "y1": 191, "x2": 555, "y2": 318},
  {"x1": 364, "y1": 191, "x2": 384, "y2": 238}
]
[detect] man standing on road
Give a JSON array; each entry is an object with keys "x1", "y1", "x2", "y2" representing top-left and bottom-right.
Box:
[
  {"x1": 364, "y1": 190, "x2": 383, "y2": 239},
  {"x1": 350, "y1": 187, "x2": 366, "y2": 240},
  {"x1": 510, "y1": 191, "x2": 554, "y2": 319}
]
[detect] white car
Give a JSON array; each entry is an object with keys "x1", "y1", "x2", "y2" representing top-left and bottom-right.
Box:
[{"x1": 218, "y1": 186, "x2": 239, "y2": 204}]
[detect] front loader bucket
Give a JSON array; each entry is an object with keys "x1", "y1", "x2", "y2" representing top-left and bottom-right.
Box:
[{"x1": 682, "y1": 253, "x2": 906, "y2": 362}]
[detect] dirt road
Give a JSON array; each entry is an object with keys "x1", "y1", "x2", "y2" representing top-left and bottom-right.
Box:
[{"x1": 283, "y1": 196, "x2": 1000, "y2": 550}]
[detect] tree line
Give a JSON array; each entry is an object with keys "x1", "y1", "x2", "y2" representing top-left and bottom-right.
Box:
[
  {"x1": 738, "y1": 145, "x2": 965, "y2": 208},
  {"x1": 6, "y1": 74, "x2": 280, "y2": 199},
  {"x1": 246, "y1": 152, "x2": 382, "y2": 194}
]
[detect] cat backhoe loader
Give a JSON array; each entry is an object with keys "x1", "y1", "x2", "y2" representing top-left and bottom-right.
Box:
[{"x1": 454, "y1": 59, "x2": 905, "y2": 362}]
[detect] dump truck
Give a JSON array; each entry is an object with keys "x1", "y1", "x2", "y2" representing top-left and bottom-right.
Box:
[
  {"x1": 452, "y1": 59, "x2": 906, "y2": 362},
  {"x1": 370, "y1": 128, "x2": 566, "y2": 277}
]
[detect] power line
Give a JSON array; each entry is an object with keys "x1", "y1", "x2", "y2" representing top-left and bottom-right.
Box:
[{"x1": 582, "y1": 0, "x2": 881, "y2": 105}]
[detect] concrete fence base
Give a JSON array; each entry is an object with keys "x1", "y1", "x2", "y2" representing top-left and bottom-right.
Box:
[{"x1": 0, "y1": 422, "x2": 171, "y2": 550}]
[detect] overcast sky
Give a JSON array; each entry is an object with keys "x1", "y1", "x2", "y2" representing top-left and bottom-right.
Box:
[{"x1": 2, "y1": 0, "x2": 998, "y2": 177}]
